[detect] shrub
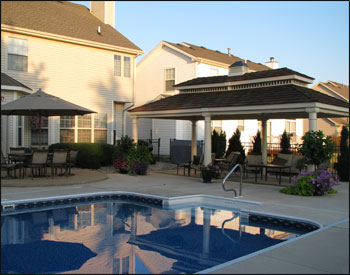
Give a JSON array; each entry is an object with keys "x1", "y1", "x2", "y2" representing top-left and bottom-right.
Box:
[
  {"x1": 48, "y1": 142, "x2": 114, "y2": 169},
  {"x1": 113, "y1": 135, "x2": 135, "y2": 159},
  {"x1": 280, "y1": 170, "x2": 340, "y2": 196},
  {"x1": 298, "y1": 130, "x2": 335, "y2": 170},
  {"x1": 126, "y1": 143, "x2": 152, "y2": 175},
  {"x1": 334, "y1": 126, "x2": 349, "y2": 181},
  {"x1": 252, "y1": 131, "x2": 261, "y2": 154},
  {"x1": 200, "y1": 163, "x2": 220, "y2": 179},
  {"x1": 280, "y1": 130, "x2": 291, "y2": 154},
  {"x1": 113, "y1": 156, "x2": 127, "y2": 170},
  {"x1": 226, "y1": 128, "x2": 245, "y2": 164},
  {"x1": 212, "y1": 129, "x2": 227, "y2": 158}
]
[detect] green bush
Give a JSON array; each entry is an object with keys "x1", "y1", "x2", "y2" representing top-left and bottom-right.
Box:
[
  {"x1": 298, "y1": 130, "x2": 335, "y2": 170},
  {"x1": 113, "y1": 135, "x2": 135, "y2": 159},
  {"x1": 280, "y1": 130, "x2": 291, "y2": 154},
  {"x1": 48, "y1": 142, "x2": 114, "y2": 169},
  {"x1": 126, "y1": 144, "x2": 152, "y2": 175},
  {"x1": 226, "y1": 128, "x2": 245, "y2": 164},
  {"x1": 334, "y1": 126, "x2": 349, "y2": 181},
  {"x1": 252, "y1": 131, "x2": 261, "y2": 154},
  {"x1": 211, "y1": 129, "x2": 227, "y2": 158}
]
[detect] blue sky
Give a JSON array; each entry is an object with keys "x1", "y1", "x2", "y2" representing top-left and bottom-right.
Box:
[{"x1": 71, "y1": 1, "x2": 349, "y2": 85}]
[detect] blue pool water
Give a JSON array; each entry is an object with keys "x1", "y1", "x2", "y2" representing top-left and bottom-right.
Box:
[{"x1": 1, "y1": 196, "x2": 319, "y2": 274}]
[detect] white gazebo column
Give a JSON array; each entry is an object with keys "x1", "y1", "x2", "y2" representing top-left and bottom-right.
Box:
[
  {"x1": 203, "y1": 114, "x2": 212, "y2": 165},
  {"x1": 306, "y1": 107, "x2": 319, "y2": 132},
  {"x1": 261, "y1": 118, "x2": 268, "y2": 165},
  {"x1": 132, "y1": 116, "x2": 138, "y2": 143},
  {"x1": 191, "y1": 120, "x2": 197, "y2": 161}
]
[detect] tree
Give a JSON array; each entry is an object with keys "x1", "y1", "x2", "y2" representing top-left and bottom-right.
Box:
[
  {"x1": 298, "y1": 130, "x2": 335, "y2": 170},
  {"x1": 226, "y1": 128, "x2": 245, "y2": 164},
  {"x1": 211, "y1": 129, "x2": 227, "y2": 158},
  {"x1": 251, "y1": 131, "x2": 261, "y2": 154},
  {"x1": 280, "y1": 130, "x2": 292, "y2": 154},
  {"x1": 334, "y1": 126, "x2": 349, "y2": 181}
]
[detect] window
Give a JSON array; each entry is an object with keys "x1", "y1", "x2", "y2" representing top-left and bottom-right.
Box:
[
  {"x1": 94, "y1": 113, "x2": 107, "y2": 143},
  {"x1": 237, "y1": 120, "x2": 244, "y2": 132},
  {"x1": 285, "y1": 120, "x2": 296, "y2": 142},
  {"x1": 113, "y1": 258, "x2": 120, "y2": 274},
  {"x1": 124, "y1": 56, "x2": 130, "y2": 78},
  {"x1": 114, "y1": 55, "x2": 121, "y2": 76},
  {"x1": 165, "y1": 68, "x2": 175, "y2": 91},
  {"x1": 78, "y1": 114, "x2": 91, "y2": 143},
  {"x1": 211, "y1": 120, "x2": 222, "y2": 133},
  {"x1": 8, "y1": 37, "x2": 28, "y2": 72},
  {"x1": 31, "y1": 116, "x2": 48, "y2": 145},
  {"x1": 122, "y1": 256, "x2": 129, "y2": 274},
  {"x1": 60, "y1": 116, "x2": 75, "y2": 143},
  {"x1": 17, "y1": 116, "x2": 23, "y2": 146}
]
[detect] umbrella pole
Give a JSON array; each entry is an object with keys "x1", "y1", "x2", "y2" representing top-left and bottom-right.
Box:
[{"x1": 38, "y1": 115, "x2": 42, "y2": 149}]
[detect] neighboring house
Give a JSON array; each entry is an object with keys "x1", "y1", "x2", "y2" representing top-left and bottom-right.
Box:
[
  {"x1": 133, "y1": 41, "x2": 304, "y2": 157},
  {"x1": 1, "y1": 1, "x2": 143, "y2": 154},
  {"x1": 309, "y1": 81, "x2": 349, "y2": 138}
]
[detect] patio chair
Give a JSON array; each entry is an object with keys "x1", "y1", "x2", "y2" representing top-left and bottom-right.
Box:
[
  {"x1": 219, "y1": 151, "x2": 241, "y2": 175},
  {"x1": 48, "y1": 149, "x2": 69, "y2": 178},
  {"x1": 244, "y1": 153, "x2": 263, "y2": 178},
  {"x1": 189, "y1": 154, "x2": 204, "y2": 176},
  {"x1": 1, "y1": 150, "x2": 18, "y2": 178},
  {"x1": 26, "y1": 150, "x2": 49, "y2": 179},
  {"x1": 67, "y1": 149, "x2": 79, "y2": 175}
]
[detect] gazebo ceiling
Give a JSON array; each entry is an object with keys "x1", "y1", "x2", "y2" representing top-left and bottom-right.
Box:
[{"x1": 129, "y1": 84, "x2": 349, "y2": 121}]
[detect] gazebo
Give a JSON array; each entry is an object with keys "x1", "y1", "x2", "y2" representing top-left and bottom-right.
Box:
[{"x1": 129, "y1": 67, "x2": 349, "y2": 167}]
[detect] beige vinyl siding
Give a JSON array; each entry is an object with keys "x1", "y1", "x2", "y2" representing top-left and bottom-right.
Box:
[{"x1": 1, "y1": 31, "x2": 136, "y2": 145}]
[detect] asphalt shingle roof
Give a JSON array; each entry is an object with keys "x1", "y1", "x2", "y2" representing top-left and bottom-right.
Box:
[
  {"x1": 129, "y1": 84, "x2": 349, "y2": 113},
  {"x1": 174, "y1": 68, "x2": 314, "y2": 87},
  {"x1": 321, "y1": 81, "x2": 349, "y2": 101},
  {"x1": 1, "y1": 1, "x2": 142, "y2": 52},
  {"x1": 1, "y1": 73, "x2": 32, "y2": 90},
  {"x1": 166, "y1": 41, "x2": 270, "y2": 72}
]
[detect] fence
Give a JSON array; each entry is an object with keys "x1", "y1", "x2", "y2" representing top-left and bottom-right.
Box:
[
  {"x1": 139, "y1": 138, "x2": 160, "y2": 161},
  {"x1": 169, "y1": 139, "x2": 204, "y2": 164}
]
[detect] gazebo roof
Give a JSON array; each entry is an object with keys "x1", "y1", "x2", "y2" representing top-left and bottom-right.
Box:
[{"x1": 129, "y1": 84, "x2": 349, "y2": 121}]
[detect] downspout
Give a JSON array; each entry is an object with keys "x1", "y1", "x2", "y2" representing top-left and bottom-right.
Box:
[{"x1": 122, "y1": 56, "x2": 137, "y2": 136}]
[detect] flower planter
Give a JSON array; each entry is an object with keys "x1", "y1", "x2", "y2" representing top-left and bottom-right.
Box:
[
  {"x1": 119, "y1": 168, "x2": 128, "y2": 174},
  {"x1": 202, "y1": 175, "x2": 212, "y2": 183}
]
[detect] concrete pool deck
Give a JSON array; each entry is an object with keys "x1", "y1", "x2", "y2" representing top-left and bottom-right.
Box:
[{"x1": 1, "y1": 167, "x2": 349, "y2": 274}]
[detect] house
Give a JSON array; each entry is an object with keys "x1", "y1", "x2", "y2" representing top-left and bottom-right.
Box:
[
  {"x1": 310, "y1": 81, "x2": 349, "y2": 139},
  {"x1": 129, "y1": 64, "x2": 349, "y2": 165},
  {"x1": 133, "y1": 41, "x2": 304, "y2": 157},
  {"x1": 1, "y1": 1, "x2": 143, "y2": 154}
]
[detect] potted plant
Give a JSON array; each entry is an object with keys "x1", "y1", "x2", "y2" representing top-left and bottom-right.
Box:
[
  {"x1": 127, "y1": 143, "x2": 152, "y2": 175},
  {"x1": 251, "y1": 130, "x2": 262, "y2": 154},
  {"x1": 113, "y1": 135, "x2": 135, "y2": 174},
  {"x1": 200, "y1": 163, "x2": 220, "y2": 183},
  {"x1": 113, "y1": 156, "x2": 128, "y2": 174},
  {"x1": 280, "y1": 130, "x2": 292, "y2": 154}
]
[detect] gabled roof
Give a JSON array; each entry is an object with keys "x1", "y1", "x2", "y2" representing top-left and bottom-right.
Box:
[
  {"x1": 165, "y1": 41, "x2": 270, "y2": 72},
  {"x1": 1, "y1": 1, "x2": 142, "y2": 53},
  {"x1": 130, "y1": 84, "x2": 348, "y2": 113},
  {"x1": 1, "y1": 73, "x2": 32, "y2": 90},
  {"x1": 317, "y1": 81, "x2": 349, "y2": 101},
  {"x1": 174, "y1": 68, "x2": 314, "y2": 87}
]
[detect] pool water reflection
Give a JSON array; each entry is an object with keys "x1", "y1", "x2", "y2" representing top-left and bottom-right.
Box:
[{"x1": 1, "y1": 200, "x2": 316, "y2": 274}]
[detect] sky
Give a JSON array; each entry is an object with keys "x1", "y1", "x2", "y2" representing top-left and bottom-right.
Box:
[{"x1": 71, "y1": 1, "x2": 349, "y2": 85}]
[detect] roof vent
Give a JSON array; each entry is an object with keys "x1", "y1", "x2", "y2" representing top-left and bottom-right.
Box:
[
  {"x1": 228, "y1": 61, "x2": 249, "y2": 76},
  {"x1": 97, "y1": 26, "x2": 101, "y2": 34}
]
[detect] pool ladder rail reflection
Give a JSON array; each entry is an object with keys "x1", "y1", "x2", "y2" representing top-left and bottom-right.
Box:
[{"x1": 222, "y1": 163, "x2": 243, "y2": 198}]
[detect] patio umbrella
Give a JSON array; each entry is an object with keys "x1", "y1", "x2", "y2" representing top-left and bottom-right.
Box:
[
  {"x1": 1, "y1": 240, "x2": 97, "y2": 274},
  {"x1": 1, "y1": 88, "x2": 96, "y2": 147}
]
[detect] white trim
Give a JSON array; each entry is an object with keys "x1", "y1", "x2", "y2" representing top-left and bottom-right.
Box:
[
  {"x1": 2, "y1": 24, "x2": 143, "y2": 56},
  {"x1": 177, "y1": 75, "x2": 313, "y2": 90},
  {"x1": 1, "y1": 85, "x2": 32, "y2": 94}
]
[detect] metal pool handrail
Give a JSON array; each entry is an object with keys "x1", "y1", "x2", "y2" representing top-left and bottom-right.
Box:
[{"x1": 222, "y1": 163, "x2": 243, "y2": 197}]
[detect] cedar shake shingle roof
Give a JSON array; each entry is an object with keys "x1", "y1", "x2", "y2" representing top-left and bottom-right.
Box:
[
  {"x1": 1, "y1": 73, "x2": 32, "y2": 90},
  {"x1": 1, "y1": 1, "x2": 142, "y2": 52},
  {"x1": 166, "y1": 41, "x2": 270, "y2": 72},
  {"x1": 129, "y1": 84, "x2": 349, "y2": 113},
  {"x1": 174, "y1": 68, "x2": 314, "y2": 87}
]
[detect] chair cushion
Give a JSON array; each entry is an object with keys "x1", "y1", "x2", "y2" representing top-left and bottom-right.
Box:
[
  {"x1": 271, "y1": 157, "x2": 287, "y2": 166},
  {"x1": 277, "y1": 153, "x2": 293, "y2": 166},
  {"x1": 291, "y1": 155, "x2": 303, "y2": 169}
]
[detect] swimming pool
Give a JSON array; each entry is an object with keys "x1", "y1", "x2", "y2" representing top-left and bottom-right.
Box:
[{"x1": 1, "y1": 193, "x2": 320, "y2": 274}]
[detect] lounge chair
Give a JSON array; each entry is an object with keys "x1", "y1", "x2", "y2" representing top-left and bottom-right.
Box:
[
  {"x1": 189, "y1": 154, "x2": 204, "y2": 176},
  {"x1": 218, "y1": 151, "x2": 241, "y2": 175},
  {"x1": 1, "y1": 150, "x2": 18, "y2": 178},
  {"x1": 244, "y1": 153, "x2": 263, "y2": 178},
  {"x1": 26, "y1": 150, "x2": 49, "y2": 179},
  {"x1": 48, "y1": 149, "x2": 69, "y2": 178},
  {"x1": 67, "y1": 149, "x2": 79, "y2": 175}
]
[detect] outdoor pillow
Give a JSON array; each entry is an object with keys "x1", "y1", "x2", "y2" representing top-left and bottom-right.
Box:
[{"x1": 271, "y1": 157, "x2": 287, "y2": 166}]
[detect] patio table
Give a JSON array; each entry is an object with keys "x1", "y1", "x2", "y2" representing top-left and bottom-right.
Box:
[
  {"x1": 8, "y1": 153, "x2": 33, "y2": 178},
  {"x1": 246, "y1": 164, "x2": 291, "y2": 185}
]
